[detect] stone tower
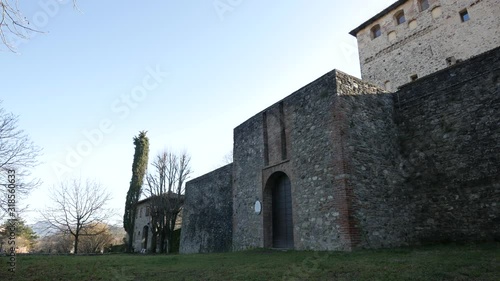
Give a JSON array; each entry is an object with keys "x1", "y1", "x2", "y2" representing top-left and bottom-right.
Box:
[{"x1": 350, "y1": 0, "x2": 500, "y2": 90}]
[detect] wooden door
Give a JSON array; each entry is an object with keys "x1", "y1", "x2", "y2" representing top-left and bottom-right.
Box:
[{"x1": 272, "y1": 175, "x2": 294, "y2": 248}]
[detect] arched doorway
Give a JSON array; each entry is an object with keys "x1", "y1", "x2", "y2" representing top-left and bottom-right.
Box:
[
  {"x1": 264, "y1": 172, "x2": 294, "y2": 249},
  {"x1": 142, "y1": 225, "x2": 149, "y2": 251}
]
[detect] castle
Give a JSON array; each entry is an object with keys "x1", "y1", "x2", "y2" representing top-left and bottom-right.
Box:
[
  {"x1": 179, "y1": 0, "x2": 500, "y2": 253},
  {"x1": 351, "y1": 0, "x2": 499, "y2": 91}
]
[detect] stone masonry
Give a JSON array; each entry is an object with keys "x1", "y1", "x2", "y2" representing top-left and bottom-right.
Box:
[
  {"x1": 394, "y1": 47, "x2": 500, "y2": 243},
  {"x1": 180, "y1": 164, "x2": 233, "y2": 254},
  {"x1": 180, "y1": 46, "x2": 499, "y2": 252},
  {"x1": 350, "y1": 0, "x2": 500, "y2": 91},
  {"x1": 179, "y1": 0, "x2": 499, "y2": 253}
]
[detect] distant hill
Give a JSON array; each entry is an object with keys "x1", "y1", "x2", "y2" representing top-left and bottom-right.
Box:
[{"x1": 30, "y1": 221, "x2": 57, "y2": 237}]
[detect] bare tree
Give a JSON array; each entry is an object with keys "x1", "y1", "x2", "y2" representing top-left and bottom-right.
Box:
[
  {"x1": 78, "y1": 222, "x2": 114, "y2": 254},
  {"x1": 142, "y1": 153, "x2": 167, "y2": 253},
  {"x1": 41, "y1": 179, "x2": 112, "y2": 254},
  {"x1": 0, "y1": 0, "x2": 78, "y2": 51},
  {"x1": 0, "y1": 102, "x2": 41, "y2": 220},
  {"x1": 144, "y1": 150, "x2": 191, "y2": 253}
]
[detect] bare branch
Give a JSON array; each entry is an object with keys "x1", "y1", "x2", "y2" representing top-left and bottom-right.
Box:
[
  {"x1": 0, "y1": 0, "x2": 79, "y2": 52},
  {"x1": 0, "y1": 101, "x2": 42, "y2": 217},
  {"x1": 40, "y1": 179, "x2": 113, "y2": 254},
  {"x1": 143, "y1": 149, "x2": 191, "y2": 253}
]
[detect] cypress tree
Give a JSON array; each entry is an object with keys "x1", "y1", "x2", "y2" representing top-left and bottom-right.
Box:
[{"x1": 123, "y1": 131, "x2": 149, "y2": 252}]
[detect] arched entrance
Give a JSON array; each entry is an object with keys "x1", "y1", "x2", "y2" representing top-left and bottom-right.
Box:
[
  {"x1": 142, "y1": 225, "x2": 149, "y2": 251},
  {"x1": 263, "y1": 172, "x2": 294, "y2": 249}
]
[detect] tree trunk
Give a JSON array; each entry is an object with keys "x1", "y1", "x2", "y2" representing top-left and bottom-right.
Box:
[
  {"x1": 167, "y1": 214, "x2": 177, "y2": 254},
  {"x1": 74, "y1": 234, "x2": 79, "y2": 254},
  {"x1": 166, "y1": 224, "x2": 172, "y2": 253},
  {"x1": 158, "y1": 231, "x2": 163, "y2": 253},
  {"x1": 127, "y1": 231, "x2": 134, "y2": 252},
  {"x1": 150, "y1": 231, "x2": 157, "y2": 253}
]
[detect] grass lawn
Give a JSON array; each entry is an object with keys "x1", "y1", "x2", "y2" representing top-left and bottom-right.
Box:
[{"x1": 0, "y1": 243, "x2": 498, "y2": 281}]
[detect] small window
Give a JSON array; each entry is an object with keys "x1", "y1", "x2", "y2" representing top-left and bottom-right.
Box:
[
  {"x1": 146, "y1": 207, "x2": 150, "y2": 217},
  {"x1": 395, "y1": 10, "x2": 406, "y2": 25},
  {"x1": 410, "y1": 74, "x2": 418, "y2": 81},
  {"x1": 140, "y1": 208, "x2": 143, "y2": 218},
  {"x1": 371, "y1": 24, "x2": 381, "y2": 39},
  {"x1": 419, "y1": 0, "x2": 430, "y2": 11},
  {"x1": 460, "y1": 9, "x2": 470, "y2": 22}
]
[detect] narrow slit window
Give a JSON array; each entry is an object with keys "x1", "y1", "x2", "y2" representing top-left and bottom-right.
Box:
[
  {"x1": 419, "y1": 0, "x2": 430, "y2": 11},
  {"x1": 395, "y1": 10, "x2": 406, "y2": 25},
  {"x1": 371, "y1": 24, "x2": 381, "y2": 39},
  {"x1": 460, "y1": 9, "x2": 470, "y2": 22}
]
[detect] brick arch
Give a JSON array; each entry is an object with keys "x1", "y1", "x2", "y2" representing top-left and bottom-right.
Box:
[{"x1": 263, "y1": 171, "x2": 294, "y2": 249}]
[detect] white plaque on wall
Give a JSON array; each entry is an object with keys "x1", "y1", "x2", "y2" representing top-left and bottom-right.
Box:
[{"x1": 254, "y1": 200, "x2": 262, "y2": 215}]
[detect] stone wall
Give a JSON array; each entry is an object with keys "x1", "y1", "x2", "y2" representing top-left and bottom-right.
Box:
[
  {"x1": 334, "y1": 72, "x2": 413, "y2": 249},
  {"x1": 395, "y1": 46, "x2": 500, "y2": 243},
  {"x1": 232, "y1": 112, "x2": 266, "y2": 250},
  {"x1": 232, "y1": 70, "x2": 405, "y2": 251},
  {"x1": 180, "y1": 164, "x2": 233, "y2": 254},
  {"x1": 185, "y1": 47, "x2": 499, "y2": 253},
  {"x1": 351, "y1": 0, "x2": 500, "y2": 90},
  {"x1": 285, "y1": 71, "x2": 347, "y2": 251},
  {"x1": 233, "y1": 70, "x2": 354, "y2": 251}
]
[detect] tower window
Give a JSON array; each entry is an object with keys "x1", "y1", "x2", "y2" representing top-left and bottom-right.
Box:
[
  {"x1": 371, "y1": 24, "x2": 381, "y2": 39},
  {"x1": 460, "y1": 9, "x2": 470, "y2": 22},
  {"x1": 419, "y1": 0, "x2": 430, "y2": 11},
  {"x1": 395, "y1": 10, "x2": 406, "y2": 25}
]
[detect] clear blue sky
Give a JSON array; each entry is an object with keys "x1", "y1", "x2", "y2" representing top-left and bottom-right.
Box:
[{"x1": 2, "y1": 0, "x2": 395, "y2": 224}]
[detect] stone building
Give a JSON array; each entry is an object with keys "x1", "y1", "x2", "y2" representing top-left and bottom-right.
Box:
[
  {"x1": 350, "y1": 0, "x2": 500, "y2": 90},
  {"x1": 132, "y1": 196, "x2": 183, "y2": 252},
  {"x1": 180, "y1": 0, "x2": 500, "y2": 254},
  {"x1": 132, "y1": 198, "x2": 153, "y2": 252}
]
